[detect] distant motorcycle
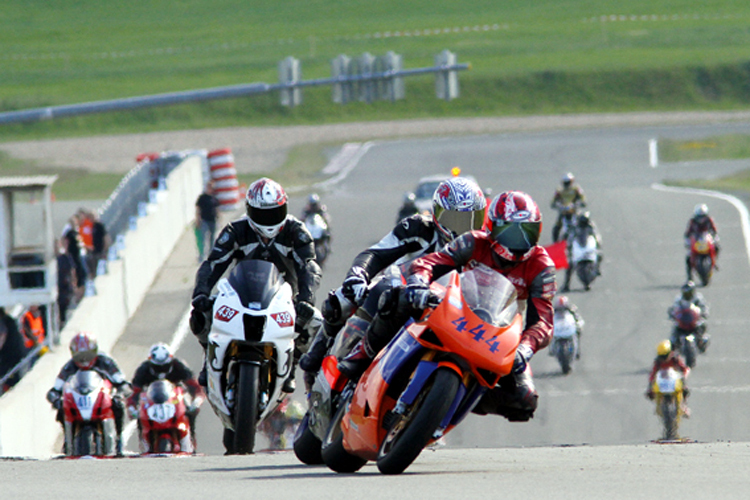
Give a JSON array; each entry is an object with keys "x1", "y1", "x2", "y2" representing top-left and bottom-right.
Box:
[
  {"x1": 669, "y1": 303, "x2": 704, "y2": 369},
  {"x1": 62, "y1": 370, "x2": 118, "y2": 457},
  {"x1": 569, "y1": 232, "x2": 599, "y2": 291},
  {"x1": 650, "y1": 367, "x2": 686, "y2": 441},
  {"x1": 304, "y1": 213, "x2": 332, "y2": 267},
  {"x1": 137, "y1": 380, "x2": 195, "y2": 454},
  {"x1": 201, "y1": 259, "x2": 300, "y2": 454},
  {"x1": 551, "y1": 309, "x2": 579, "y2": 374},
  {"x1": 689, "y1": 232, "x2": 716, "y2": 286}
]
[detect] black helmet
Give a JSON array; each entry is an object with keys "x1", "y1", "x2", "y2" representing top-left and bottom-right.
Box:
[
  {"x1": 577, "y1": 211, "x2": 590, "y2": 226},
  {"x1": 681, "y1": 281, "x2": 696, "y2": 300}
]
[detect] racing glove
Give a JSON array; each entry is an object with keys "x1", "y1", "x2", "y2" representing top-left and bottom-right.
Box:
[
  {"x1": 512, "y1": 344, "x2": 534, "y2": 375},
  {"x1": 191, "y1": 293, "x2": 212, "y2": 313},
  {"x1": 342, "y1": 267, "x2": 369, "y2": 305},
  {"x1": 404, "y1": 282, "x2": 433, "y2": 310}
]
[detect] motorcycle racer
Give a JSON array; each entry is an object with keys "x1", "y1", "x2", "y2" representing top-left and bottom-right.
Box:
[
  {"x1": 127, "y1": 343, "x2": 204, "y2": 447},
  {"x1": 299, "y1": 176, "x2": 487, "y2": 375},
  {"x1": 551, "y1": 295, "x2": 584, "y2": 359},
  {"x1": 684, "y1": 203, "x2": 720, "y2": 280},
  {"x1": 550, "y1": 172, "x2": 586, "y2": 242},
  {"x1": 561, "y1": 211, "x2": 602, "y2": 292},
  {"x1": 189, "y1": 178, "x2": 322, "y2": 394},
  {"x1": 668, "y1": 281, "x2": 710, "y2": 353},
  {"x1": 646, "y1": 340, "x2": 691, "y2": 417},
  {"x1": 46, "y1": 332, "x2": 131, "y2": 455},
  {"x1": 339, "y1": 190, "x2": 556, "y2": 422}
]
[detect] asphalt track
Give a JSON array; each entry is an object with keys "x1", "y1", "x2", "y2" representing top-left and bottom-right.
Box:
[{"x1": 7, "y1": 119, "x2": 750, "y2": 498}]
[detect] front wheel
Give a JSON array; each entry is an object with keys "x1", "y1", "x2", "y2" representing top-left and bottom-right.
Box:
[
  {"x1": 557, "y1": 341, "x2": 573, "y2": 375},
  {"x1": 696, "y1": 255, "x2": 712, "y2": 286},
  {"x1": 376, "y1": 368, "x2": 461, "y2": 475},
  {"x1": 233, "y1": 363, "x2": 260, "y2": 454},
  {"x1": 73, "y1": 425, "x2": 96, "y2": 456},
  {"x1": 293, "y1": 412, "x2": 324, "y2": 465},
  {"x1": 321, "y1": 391, "x2": 367, "y2": 473},
  {"x1": 660, "y1": 395, "x2": 679, "y2": 440}
]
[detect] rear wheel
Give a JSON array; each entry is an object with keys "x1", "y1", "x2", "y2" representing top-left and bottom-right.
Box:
[
  {"x1": 376, "y1": 368, "x2": 461, "y2": 475},
  {"x1": 233, "y1": 363, "x2": 260, "y2": 454},
  {"x1": 321, "y1": 392, "x2": 367, "y2": 473},
  {"x1": 294, "y1": 412, "x2": 324, "y2": 465}
]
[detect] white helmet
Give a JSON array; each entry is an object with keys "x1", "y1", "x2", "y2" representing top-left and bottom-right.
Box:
[
  {"x1": 246, "y1": 178, "x2": 288, "y2": 239},
  {"x1": 694, "y1": 203, "x2": 708, "y2": 217},
  {"x1": 148, "y1": 342, "x2": 173, "y2": 378}
]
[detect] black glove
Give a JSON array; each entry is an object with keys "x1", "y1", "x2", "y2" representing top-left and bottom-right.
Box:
[
  {"x1": 53, "y1": 398, "x2": 62, "y2": 410},
  {"x1": 191, "y1": 293, "x2": 212, "y2": 312},
  {"x1": 512, "y1": 344, "x2": 534, "y2": 375},
  {"x1": 342, "y1": 267, "x2": 368, "y2": 305},
  {"x1": 295, "y1": 301, "x2": 316, "y2": 330},
  {"x1": 404, "y1": 282, "x2": 434, "y2": 310}
]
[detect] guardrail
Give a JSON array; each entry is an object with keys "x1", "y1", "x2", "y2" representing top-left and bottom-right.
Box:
[{"x1": 0, "y1": 51, "x2": 469, "y2": 125}]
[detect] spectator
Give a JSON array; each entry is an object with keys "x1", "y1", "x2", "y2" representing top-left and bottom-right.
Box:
[
  {"x1": 21, "y1": 305, "x2": 46, "y2": 350},
  {"x1": 0, "y1": 308, "x2": 28, "y2": 393},
  {"x1": 62, "y1": 214, "x2": 87, "y2": 301},
  {"x1": 195, "y1": 181, "x2": 220, "y2": 261},
  {"x1": 56, "y1": 239, "x2": 76, "y2": 326},
  {"x1": 89, "y1": 210, "x2": 110, "y2": 277}
]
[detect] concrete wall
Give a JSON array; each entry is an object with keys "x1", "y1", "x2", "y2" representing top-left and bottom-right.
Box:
[{"x1": 0, "y1": 154, "x2": 203, "y2": 458}]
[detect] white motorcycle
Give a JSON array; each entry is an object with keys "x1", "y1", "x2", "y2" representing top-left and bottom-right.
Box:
[
  {"x1": 551, "y1": 309, "x2": 580, "y2": 375},
  {"x1": 570, "y1": 233, "x2": 600, "y2": 291},
  {"x1": 304, "y1": 213, "x2": 331, "y2": 267},
  {"x1": 204, "y1": 259, "x2": 298, "y2": 454}
]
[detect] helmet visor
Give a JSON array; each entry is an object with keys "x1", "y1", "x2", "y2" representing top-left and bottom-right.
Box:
[
  {"x1": 491, "y1": 221, "x2": 541, "y2": 253},
  {"x1": 248, "y1": 204, "x2": 287, "y2": 227},
  {"x1": 434, "y1": 207, "x2": 486, "y2": 236},
  {"x1": 73, "y1": 350, "x2": 97, "y2": 368}
]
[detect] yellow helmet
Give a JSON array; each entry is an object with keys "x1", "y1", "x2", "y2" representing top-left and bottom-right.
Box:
[{"x1": 656, "y1": 340, "x2": 672, "y2": 356}]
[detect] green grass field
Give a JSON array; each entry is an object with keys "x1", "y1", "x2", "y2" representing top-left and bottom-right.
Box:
[{"x1": 4, "y1": 0, "x2": 750, "y2": 197}]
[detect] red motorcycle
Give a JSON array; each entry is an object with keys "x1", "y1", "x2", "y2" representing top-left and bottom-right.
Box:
[
  {"x1": 62, "y1": 370, "x2": 118, "y2": 457},
  {"x1": 137, "y1": 380, "x2": 195, "y2": 454},
  {"x1": 670, "y1": 303, "x2": 704, "y2": 369},
  {"x1": 689, "y1": 232, "x2": 716, "y2": 286}
]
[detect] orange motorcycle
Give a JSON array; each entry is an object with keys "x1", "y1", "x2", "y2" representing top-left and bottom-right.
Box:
[{"x1": 320, "y1": 264, "x2": 522, "y2": 475}]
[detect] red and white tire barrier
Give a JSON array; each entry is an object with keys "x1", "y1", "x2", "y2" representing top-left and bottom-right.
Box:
[{"x1": 208, "y1": 148, "x2": 240, "y2": 210}]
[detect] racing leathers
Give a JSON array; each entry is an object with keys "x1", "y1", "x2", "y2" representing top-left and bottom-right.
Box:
[
  {"x1": 342, "y1": 230, "x2": 557, "y2": 422},
  {"x1": 647, "y1": 352, "x2": 691, "y2": 414},
  {"x1": 46, "y1": 354, "x2": 131, "y2": 454},
  {"x1": 190, "y1": 215, "x2": 322, "y2": 391},
  {"x1": 299, "y1": 213, "x2": 455, "y2": 374},
  {"x1": 550, "y1": 184, "x2": 586, "y2": 241}
]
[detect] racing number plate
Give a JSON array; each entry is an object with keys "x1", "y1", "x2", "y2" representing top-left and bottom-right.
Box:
[{"x1": 147, "y1": 403, "x2": 177, "y2": 423}]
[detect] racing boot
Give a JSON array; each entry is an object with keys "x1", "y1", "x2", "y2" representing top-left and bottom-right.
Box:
[
  {"x1": 337, "y1": 339, "x2": 375, "y2": 380},
  {"x1": 697, "y1": 333, "x2": 711, "y2": 353},
  {"x1": 561, "y1": 268, "x2": 572, "y2": 292},
  {"x1": 116, "y1": 436, "x2": 124, "y2": 457},
  {"x1": 282, "y1": 358, "x2": 298, "y2": 393}
]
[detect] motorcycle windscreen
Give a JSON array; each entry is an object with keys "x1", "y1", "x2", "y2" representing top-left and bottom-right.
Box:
[
  {"x1": 228, "y1": 259, "x2": 285, "y2": 310},
  {"x1": 458, "y1": 264, "x2": 518, "y2": 327}
]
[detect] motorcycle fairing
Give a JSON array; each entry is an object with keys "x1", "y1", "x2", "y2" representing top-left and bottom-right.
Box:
[{"x1": 139, "y1": 381, "x2": 192, "y2": 453}]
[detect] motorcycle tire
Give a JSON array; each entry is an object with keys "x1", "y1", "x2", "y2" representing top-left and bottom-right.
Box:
[
  {"x1": 321, "y1": 391, "x2": 367, "y2": 473},
  {"x1": 74, "y1": 425, "x2": 96, "y2": 456},
  {"x1": 660, "y1": 395, "x2": 679, "y2": 440},
  {"x1": 233, "y1": 362, "x2": 260, "y2": 454},
  {"x1": 557, "y1": 343, "x2": 573, "y2": 375},
  {"x1": 293, "y1": 412, "x2": 324, "y2": 465},
  {"x1": 697, "y1": 256, "x2": 712, "y2": 286},
  {"x1": 157, "y1": 436, "x2": 174, "y2": 453},
  {"x1": 376, "y1": 368, "x2": 461, "y2": 475},
  {"x1": 577, "y1": 261, "x2": 596, "y2": 291}
]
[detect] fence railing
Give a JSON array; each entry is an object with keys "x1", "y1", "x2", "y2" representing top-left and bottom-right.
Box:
[{"x1": 0, "y1": 51, "x2": 469, "y2": 125}]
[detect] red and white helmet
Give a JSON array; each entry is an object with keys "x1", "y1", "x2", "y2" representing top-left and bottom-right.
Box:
[
  {"x1": 486, "y1": 191, "x2": 542, "y2": 262},
  {"x1": 245, "y1": 178, "x2": 288, "y2": 239},
  {"x1": 70, "y1": 332, "x2": 98, "y2": 369}
]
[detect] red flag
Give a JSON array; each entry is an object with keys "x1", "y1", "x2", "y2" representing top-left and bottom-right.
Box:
[{"x1": 544, "y1": 240, "x2": 569, "y2": 270}]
